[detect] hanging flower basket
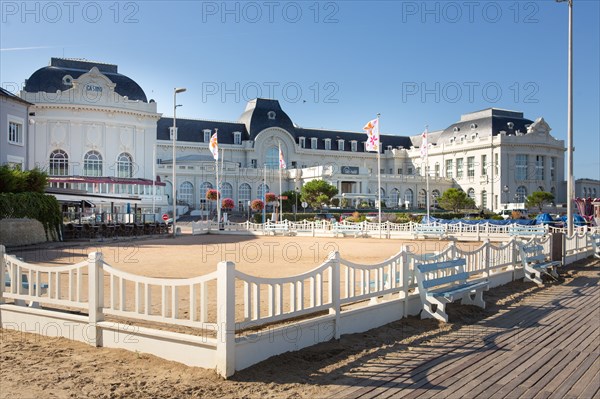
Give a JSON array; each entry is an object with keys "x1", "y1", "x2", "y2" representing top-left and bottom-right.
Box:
[
  {"x1": 222, "y1": 198, "x2": 234, "y2": 210},
  {"x1": 206, "y1": 189, "x2": 219, "y2": 201},
  {"x1": 251, "y1": 199, "x2": 264, "y2": 211},
  {"x1": 265, "y1": 192, "x2": 277, "y2": 203}
]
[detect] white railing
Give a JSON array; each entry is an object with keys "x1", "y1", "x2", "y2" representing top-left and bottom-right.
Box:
[
  {"x1": 102, "y1": 263, "x2": 218, "y2": 329},
  {"x1": 234, "y1": 254, "x2": 336, "y2": 329},
  {"x1": 2, "y1": 232, "x2": 596, "y2": 379}
]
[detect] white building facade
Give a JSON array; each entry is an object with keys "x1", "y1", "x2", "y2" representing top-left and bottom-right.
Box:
[{"x1": 16, "y1": 58, "x2": 567, "y2": 216}]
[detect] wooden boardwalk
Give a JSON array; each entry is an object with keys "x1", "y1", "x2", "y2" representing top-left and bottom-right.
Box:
[{"x1": 328, "y1": 268, "x2": 600, "y2": 399}]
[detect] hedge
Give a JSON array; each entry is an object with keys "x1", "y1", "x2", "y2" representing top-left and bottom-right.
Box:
[{"x1": 0, "y1": 193, "x2": 62, "y2": 241}]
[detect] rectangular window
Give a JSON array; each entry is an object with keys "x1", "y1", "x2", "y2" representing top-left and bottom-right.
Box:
[
  {"x1": 535, "y1": 155, "x2": 544, "y2": 180},
  {"x1": 338, "y1": 139, "x2": 344, "y2": 151},
  {"x1": 380, "y1": 169, "x2": 384, "y2": 174},
  {"x1": 407, "y1": 167, "x2": 413, "y2": 175},
  {"x1": 8, "y1": 121, "x2": 23, "y2": 145},
  {"x1": 550, "y1": 157, "x2": 556, "y2": 181},
  {"x1": 203, "y1": 130, "x2": 211, "y2": 142},
  {"x1": 389, "y1": 168, "x2": 393, "y2": 174},
  {"x1": 467, "y1": 156, "x2": 475, "y2": 177},
  {"x1": 291, "y1": 161, "x2": 297, "y2": 168},
  {"x1": 251, "y1": 159, "x2": 257, "y2": 168},
  {"x1": 234, "y1": 132, "x2": 241, "y2": 145},
  {"x1": 495, "y1": 153, "x2": 499, "y2": 175},
  {"x1": 456, "y1": 158, "x2": 464, "y2": 179},
  {"x1": 398, "y1": 168, "x2": 403, "y2": 175},
  {"x1": 516, "y1": 154, "x2": 528, "y2": 180},
  {"x1": 299, "y1": 137, "x2": 305, "y2": 148},
  {"x1": 324, "y1": 139, "x2": 331, "y2": 151},
  {"x1": 435, "y1": 163, "x2": 440, "y2": 177},
  {"x1": 445, "y1": 160, "x2": 453, "y2": 178},
  {"x1": 481, "y1": 154, "x2": 487, "y2": 176},
  {"x1": 351, "y1": 141, "x2": 357, "y2": 152},
  {"x1": 311, "y1": 138, "x2": 318, "y2": 149}
]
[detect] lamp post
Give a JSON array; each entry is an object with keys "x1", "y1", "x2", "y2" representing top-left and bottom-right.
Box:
[
  {"x1": 295, "y1": 186, "x2": 299, "y2": 221},
  {"x1": 172, "y1": 87, "x2": 186, "y2": 238},
  {"x1": 556, "y1": 0, "x2": 574, "y2": 235},
  {"x1": 503, "y1": 185, "x2": 509, "y2": 208}
]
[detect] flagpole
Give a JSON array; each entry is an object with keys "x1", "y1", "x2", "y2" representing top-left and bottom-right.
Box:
[
  {"x1": 278, "y1": 142, "x2": 283, "y2": 223},
  {"x1": 376, "y1": 113, "x2": 382, "y2": 238},
  {"x1": 263, "y1": 164, "x2": 267, "y2": 224},
  {"x1": 215, "y1": 128, "x2": 220, "y2": 229},
  {"x1": 425, "y1": 125, "x2": 430, "y2": 223}
]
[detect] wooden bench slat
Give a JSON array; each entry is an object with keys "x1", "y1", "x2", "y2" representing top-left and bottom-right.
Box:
[{"x1": 417, "y1": 259, "x2": 466, "y2": 274}]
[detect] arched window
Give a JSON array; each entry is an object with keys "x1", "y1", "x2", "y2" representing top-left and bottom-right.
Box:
[
  {"x1": 49, "y1": 149, "x2": 68, "y2": 176},
  {"x1": 265, "y1": 146, "x2": 279, "y2": 169},
  {"x1": 593, "y1": 188, "x2": 597, "y2": 197},
  {"x1": 389, "y1": 188, "x2": 400, "y2": 207},
  {"x1": 116, "y1": 153, "x2": 133, "y2": 178},
  {"x1": 516, "y1": 186, "x2": 527, "y2": 202},
  {"x1": 404, "y1": 189, "x2": 413, "y2": 208},
  {"x1": 199, "y1": 182, "x2": 213, "y2": 197},
  {"x1": 379, "y1": 187, "x2": 386, "y2": 200},
  {"x1": 221, "y1": 182, "x2": 233, "y2": 200},
  {"x1": 550, "y1": 186, "x2": 556, "y2": 196},
  {"x1": 83, "y1": 151, "x2": 103, "y2": 176},
  {"x1": 432, "y1": 189, "x2": 441, "y2": 206},
  {"x1": 238, "y1": 183, "x2": 251, "y2": 204},
  {"x1": 257, "y1": 183, "x2": 269, "y2": 200},
  {"x1": 467, "y1": 188, "x2": 475, "y2": 201},
  {"x1": 418, "y1": 189, "x2": 427, "y2": 208},
  {"x1": 179, "y1": 181, "x2": 194, "y2": 205},
  {"x1": 481, "y1": 190, "x2": 488, "y2": 209}
]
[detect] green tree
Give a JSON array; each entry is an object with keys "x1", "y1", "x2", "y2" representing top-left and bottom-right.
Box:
[
  {"x1": 0, "y1": 165, "x2": 48, "y2": 193},
  {"x1": 526, "y1": 191, "x2": 555, "y2": 212},
  {"x1": 301, "y1": 180, "x2": 338, "y2": 210},
  {"x1": 281, "y1": 190, "x2": 301, "y2": 212},
  {"x1": 438, "y1": 188, "x2": 476, "y2": 213}
]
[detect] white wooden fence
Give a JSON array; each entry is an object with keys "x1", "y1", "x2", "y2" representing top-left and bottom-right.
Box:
[
  {"x1": 0, "y1": 231, "x2": 595, "y2": 378},
  {"x1": 192, "y1": 220, "x2": 564, "y2": 241}
]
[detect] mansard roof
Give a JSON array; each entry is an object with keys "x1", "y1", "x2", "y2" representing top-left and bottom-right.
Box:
[
  {"x1": 23, "y1": 58, "x2": 148, "y2": 102},
  {"x1": 156, "y1": 118, "x2": 248, "y2": 144}
]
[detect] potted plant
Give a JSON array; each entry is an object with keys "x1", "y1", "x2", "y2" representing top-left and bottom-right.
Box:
[
  {"x1": 251, "y1": 199, "x2": 264, "y2": 211},
  {"x1": 206, "y1": 189, "x2": 219, "y2": 201},
  {"x1": 222, "y1": 198, "x2": 234, "y2": 210},
  {"x1": 265, "y1": 192, "x2": 277, "y2": 203}
]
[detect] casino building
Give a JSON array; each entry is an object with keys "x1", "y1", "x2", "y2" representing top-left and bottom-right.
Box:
[{"x1": 16, "y1": 58, "x2": 567, "y2": 216}]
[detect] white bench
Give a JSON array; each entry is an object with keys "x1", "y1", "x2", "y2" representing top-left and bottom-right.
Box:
[
  {"x1": 333, "y1": 223, "x2": 366, "y2": 238},
  {"x1": 518, "y1": 243, "x2": 562, "y2": 286},
  {"x1": 415, "y1": 258, "x2": 489, "y2": 322},
  {"x1": 592, "y1": 234, "x2": 600, "y2": 259},
  {"x1": 264, "y1": 224, "x2": 295, "y2": 236},
  {"x1": 508, "y1": 225, "x2": 546, "y2": 237},
  {"x1": 414, "y1": 224, "x2": 446, "y2": 240}
]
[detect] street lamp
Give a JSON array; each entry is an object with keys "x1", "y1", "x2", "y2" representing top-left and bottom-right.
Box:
[
  {"x1": 503, "y1": 185, "x2": 509, "y2": 207},
  {"x1": 172, "y1": 87, "x2": 186, "y2": 238},
  {"x1": 556, "y1": 0, "x2": 574, "y2": 235},
  {"x1": 295, "y1": 186, "x2": 299, "y2": 221}
]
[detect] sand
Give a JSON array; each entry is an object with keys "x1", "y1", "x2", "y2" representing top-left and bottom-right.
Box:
[{"x1": 2, "y1": 232, "x2": 595, "y2": 399}]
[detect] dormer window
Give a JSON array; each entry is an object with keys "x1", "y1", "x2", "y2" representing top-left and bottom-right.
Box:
[
  {"x1": 324, "y1": 138, "x2": 331, "y2": 151},
  {"x1": 351, "y1": 140, "x2": 357, "y2": 152},
  {"x1": 299, "y1": 137, "x2": 305, "y2": 148},
  {"x1": 203, "y1": 129, "x2": 211, "y2": 142},
  {"x1": 387, "y1": 145, "x2": 392, "y2": 151},
  {"x1": 453, "y1": 127, "x2": 460, "y2": 132},
  {"x1": 507, "y1": 122, "x2": 514, "y2": 129},
  {"x1": 337, "y1": 139, "x2": 344, "y2": 151},
  {"x1": 311, "y1": 137, "x2": 318, "y2": 149},
  {"x1": 470, "y1": 123, "x2": 477, "y2": 129},
  {"x1": 170, "y1": 127, "x2": 178, "y2": 140},
  {"x1": 267, "y1": 111, "x2": 276, "y2": 120},
  {"x1": 233, "y1": 132, "x2": 241, "y2": 145}
]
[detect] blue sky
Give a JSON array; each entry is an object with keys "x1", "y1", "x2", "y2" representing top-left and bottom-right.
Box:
[{"x1": 2, "y1": 0, "x2": 599, "y2": 179}]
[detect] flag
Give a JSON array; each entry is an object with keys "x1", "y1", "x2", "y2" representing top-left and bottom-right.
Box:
[
  {"x1": 279, "y1": 145, "x2": 286, "y2": 169},
  {"x1": 209, "y1": 131, "x2": 218, "y2": 160},
  {"x1": 420, "y1": 127, "x2": 428, "y2": 158},
  {"x1": 363, "y1": 118, "x2": 380, "y2": 152}
]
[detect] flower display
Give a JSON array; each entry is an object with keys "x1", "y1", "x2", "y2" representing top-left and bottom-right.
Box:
[
  {"x1": 206, "y1": 189, "x2": 219, "y2": 201},
  {"x1": 250, "y1": 199, "x2": 264, "y2": 211},
  {"x1": 222, "y1": 198, "x2": 234, "y2": 210},
  {"x1": 265, "y1": 192, "x2": 277, "y2": 203}
]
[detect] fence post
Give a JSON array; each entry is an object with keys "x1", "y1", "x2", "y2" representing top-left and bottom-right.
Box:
[
  {"x1": 401, "y1": 246, "x2": 410, "y2": 317},
  {"x1": 483, "y1": 239, "x2": 491, "y2": 278},
  {"x1": 329, "y1": 252, "x2": 341, "y2": 339},
  {"x1": 216, "y1": 260, "x2": 236, "y2": 378},
  {"x1": 87, "y1": 251, "x2": 104, "y2": 347}
]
